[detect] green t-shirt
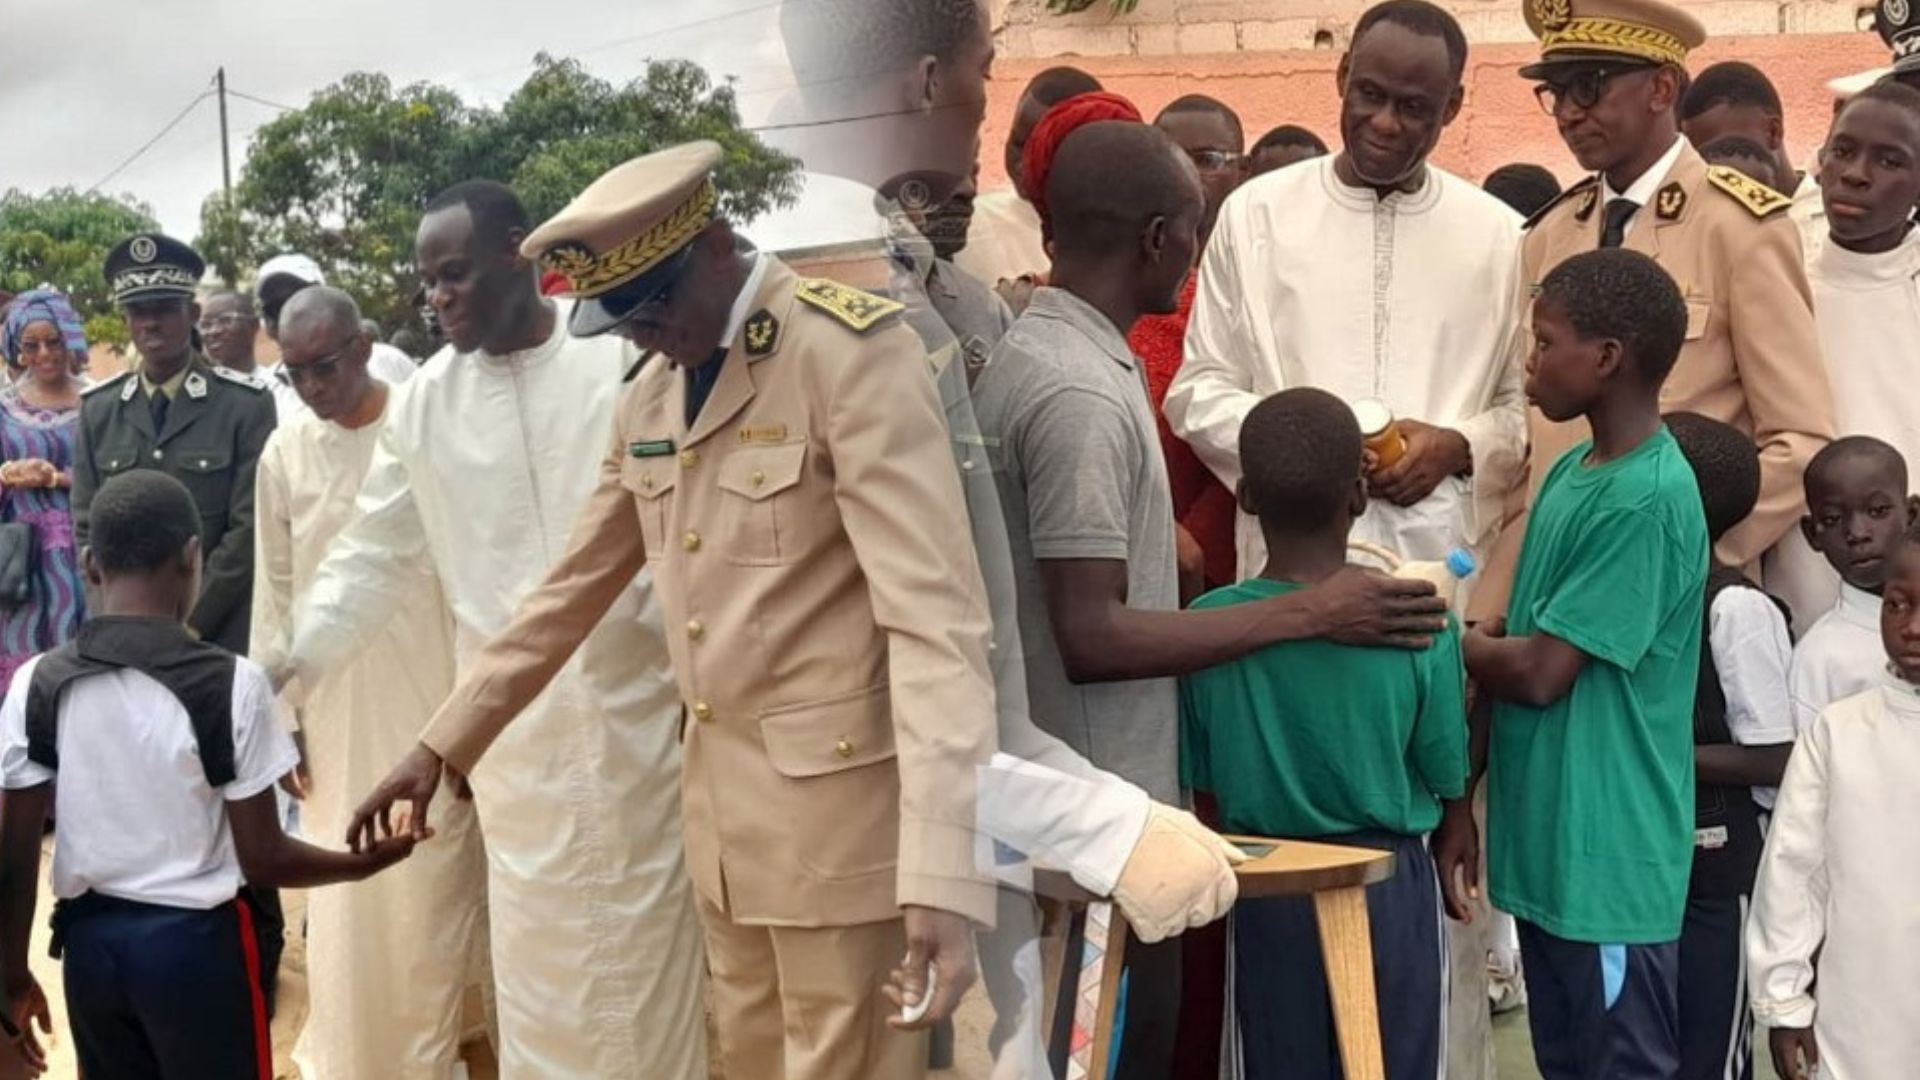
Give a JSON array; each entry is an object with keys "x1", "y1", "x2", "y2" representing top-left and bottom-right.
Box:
[
  {"x1": 1180, "y1": 578, "x2": 1468, "y2": 838},
  {"x1": 1490, "y1": 428, "x2": 1707, "y2": 944}
]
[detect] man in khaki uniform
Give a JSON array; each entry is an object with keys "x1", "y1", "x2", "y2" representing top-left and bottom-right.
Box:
[
  {"x1": 1472, "y1": 0, "x2": 1835, "y2": 620},
  {"x1": 352, "y1": 142, "x2": 996, "y2": 1080}
]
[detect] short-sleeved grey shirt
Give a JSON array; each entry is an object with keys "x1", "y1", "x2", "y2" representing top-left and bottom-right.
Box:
[{"x1": 971, "y1": 287, "x2": 1180, "y2": 802}]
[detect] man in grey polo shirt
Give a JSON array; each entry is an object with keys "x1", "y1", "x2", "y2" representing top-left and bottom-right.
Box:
[
  {"x1": 973, "y1": 117, "x2": 1197, "y2": 1080},
  {"x1": 976, "y1": 117, "x2": 1438, "y2": 1079}
]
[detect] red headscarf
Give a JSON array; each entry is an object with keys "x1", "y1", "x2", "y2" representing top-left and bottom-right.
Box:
[{"x1": 1020, "y1": 91, "x2": 1144, "y2": 235}]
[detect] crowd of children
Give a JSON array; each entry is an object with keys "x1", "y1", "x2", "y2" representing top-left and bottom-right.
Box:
[{"x1": 1182, "y1": 246, "x2": 1920, "y2": 1080}]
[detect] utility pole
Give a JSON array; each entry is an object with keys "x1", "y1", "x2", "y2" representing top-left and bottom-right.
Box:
[{"x1": 216, "y1": 67, "x2": 236, "y2": 287}]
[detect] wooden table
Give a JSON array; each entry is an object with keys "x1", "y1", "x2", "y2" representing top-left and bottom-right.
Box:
[{"x1": 1038, "y1": 836, "x2": 1396, "y2": 1080}]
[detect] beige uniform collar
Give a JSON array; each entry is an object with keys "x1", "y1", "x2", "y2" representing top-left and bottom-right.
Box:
[
  {"x1": 1602, "y1": 134, "x2": 1688, "y2": 207},
  {"x1": 677, "y1": 259, "x2": 805, "y2": 450},
  {"x1": 717, "y1": 252, "x2": 772, "y2": 354}
]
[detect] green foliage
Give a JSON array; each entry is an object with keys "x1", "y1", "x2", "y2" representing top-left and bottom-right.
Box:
[
  {"x1": 0, "y1": 188, "x2": 161, "y2": 349},
  {"x1": 198, "y1": 55, "x2": 801, "y2": 334}
]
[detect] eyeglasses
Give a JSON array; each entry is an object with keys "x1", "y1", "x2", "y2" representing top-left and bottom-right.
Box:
[
  {"x1": 12, "y1": 340, "x2": 66, "y2": 357},
  {"x1": 1188, "y1": 149, "x2": 1244, "y2": 172},
  {"x1": 283, "y1": 347, "x2": 349, "y2": 386},
  {"x1": 1533, "y1": 67, "x2": 1633, "y2": 116},
  {"x1": 197, "y1": 313, "x2": 255, "y2": 333}
]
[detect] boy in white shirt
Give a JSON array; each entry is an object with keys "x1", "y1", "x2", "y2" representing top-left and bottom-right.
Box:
[
  {"x1": 0, "y1": 471, "x2": 416, "y2": 1078},
  {"x1": 1789, "y1": 437, "x2": 1920, "y2": 733},
  {"x1": 1749, "y1": 519, "x2": 1920, "y2": 1080},
  {"x1": 1666, "y1": 412, "x2": 1795, "y2": 1080}
]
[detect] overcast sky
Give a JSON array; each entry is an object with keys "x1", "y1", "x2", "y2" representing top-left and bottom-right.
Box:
[{"x1": 0, "y1": 0, "x2": 793, "y2": 237}]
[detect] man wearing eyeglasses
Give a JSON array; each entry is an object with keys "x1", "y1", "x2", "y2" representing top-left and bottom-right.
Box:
[
  {"x1": 259, "y1": 181, "x2": 707, "y2": 1078},
  {"x1": 248, "y1": 285, "x2": 485, "y2": 1080},
  {"x1": 1131, "y1": 95, "x2": 1247, "y2": 599},
  {"x1": 248, "y1": 254, "x2": 420, "y2": 421},
  {"x1": 198, "y1": 291, "x2": 264, "y2": 378},
  {"x1": 1474, "y1": 0, "x2": 1835, "y2": 628}
]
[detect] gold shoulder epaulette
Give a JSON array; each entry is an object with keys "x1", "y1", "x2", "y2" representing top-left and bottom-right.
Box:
[
  {"x1": 1705, "y1": 166, "x2": 1790, "y2": 218},
  {"x1": 794, "y1": 278, "x2": 904, "y2": 334},
  {"x1": 1524, "y1": 176, "x2": 1600, "y2": 230},
  {"x1": 80, "y1": 371, "x2": 130, "y2": 397}
]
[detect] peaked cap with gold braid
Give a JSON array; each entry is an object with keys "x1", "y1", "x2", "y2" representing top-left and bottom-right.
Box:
[
  {"x1": 1519, "y1": 0, "x2": 1706, "y2": 78},
  {"x1": 521, "y1": 141, "x2": 724, "y2": 337}
]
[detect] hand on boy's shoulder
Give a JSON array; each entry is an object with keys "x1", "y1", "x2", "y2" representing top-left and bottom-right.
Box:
[{"x1": 1303, "y1": 565, "x2": 1448, "y2": 650}]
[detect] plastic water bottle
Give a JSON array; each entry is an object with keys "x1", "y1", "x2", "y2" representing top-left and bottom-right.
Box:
[{"x1": 1394, "y1": 547, "x2": 1478, "y2": 607}]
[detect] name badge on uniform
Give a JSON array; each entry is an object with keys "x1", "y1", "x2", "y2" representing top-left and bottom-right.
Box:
[
  {"x1": 1694, "y1": 825, "x2": 1728, "y2": 850},
  {"x1": 738, "y1": 424, "x2": 788, "y2": 445},
  {"x1": 628, "y1": 439, "x2": 676, "y2": 459}
]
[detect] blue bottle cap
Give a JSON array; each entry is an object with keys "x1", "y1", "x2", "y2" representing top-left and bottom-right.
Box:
[{"x1": 1445, "y1": 548, "x2": 1477, "y2": 579}]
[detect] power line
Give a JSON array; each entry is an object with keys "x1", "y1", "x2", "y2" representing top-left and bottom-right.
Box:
[
  {"x1": 577, "y1": 0, "x2": 788, "y2": 59},
  {"x1": 462, "y1": 0, "x2": 789, "y2": 85},
  {"x1": 88, "y1": 83, "x2": 217, "y2": 194},
  {"x1": 227, "y1": 88, "x2": 296, "y2": 113},
  {"x1": 742, "y1": 96, "x2": 986, "y2": 136}
]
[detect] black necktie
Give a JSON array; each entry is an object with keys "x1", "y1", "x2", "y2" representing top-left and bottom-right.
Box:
[
  {"x1": 684, "y1": 348, "x2": 728, "y2": 426},
  {"x1": 1599, "y1": 198, "x2": 1639, "y2": 249},
  {"x1": 149, "y1": 389, "x2": 170, "y2": 434}
]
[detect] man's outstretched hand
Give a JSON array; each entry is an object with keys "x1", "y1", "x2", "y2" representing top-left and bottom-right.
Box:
[
  {"x1": 1308, "y1": 565, "x2": 1449, "y2": 650},
  {"x1": 347, "y1": 743, "x2": 449, "y2": 852}
]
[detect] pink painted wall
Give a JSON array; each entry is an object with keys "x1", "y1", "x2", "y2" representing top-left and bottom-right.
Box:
[{"x1": 981, "y1": 33, "x2": 1889, "y2": 189}]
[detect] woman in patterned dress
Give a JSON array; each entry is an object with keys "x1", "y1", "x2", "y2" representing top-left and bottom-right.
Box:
[{"x1": 0, "y1": 290, "x2": 89, "y2": 691}]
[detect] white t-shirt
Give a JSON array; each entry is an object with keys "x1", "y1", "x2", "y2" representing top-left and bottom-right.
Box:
[
  {"x1": 0, "y1": 652, "x2": 298, "y2": 909},
  {"x1": 1791, "y1": 582, "x2": 1886, "y2": 737},
  {"x1": 1708, "y1": 585, "x2": 1798, "y2": 809}
]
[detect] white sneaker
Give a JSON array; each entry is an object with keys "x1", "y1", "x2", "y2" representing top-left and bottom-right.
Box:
[{"x1": 1487, "y1": 967, "x2": 1527, "y2": 1014}]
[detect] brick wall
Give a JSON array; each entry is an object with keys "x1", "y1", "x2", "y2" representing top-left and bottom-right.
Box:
[
  {"x1": 981, "y1": 0, "x2": 1890, "y2": 190},
  {"x1": 994, "y1": 0, "x2": 1875, "y2": 56}
]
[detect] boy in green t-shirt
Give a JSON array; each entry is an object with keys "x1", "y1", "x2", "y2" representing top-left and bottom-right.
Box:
[
  {"x1": 1180, "y1": 387, "x2": 1468, "y2": 1080},
  {"x1": 1451, "y1": 249, "x2": 1708, "y2": 1080}
]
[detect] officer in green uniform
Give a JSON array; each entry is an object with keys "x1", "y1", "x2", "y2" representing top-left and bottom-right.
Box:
[{"x1": 74, "y1": 234, "x2": 277, "y2": 655}]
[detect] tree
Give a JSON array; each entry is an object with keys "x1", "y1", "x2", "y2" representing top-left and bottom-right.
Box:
[
  {"x1": 0, "y1": 188, "x2": 161, "y2": 349},
  {"x1": 200, "y1": 55, "x2": 801, "y2": 333}
]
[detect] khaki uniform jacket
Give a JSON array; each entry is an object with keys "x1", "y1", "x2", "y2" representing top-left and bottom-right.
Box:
[
  {"x1": 420, "y1": 259, "x2": 999, "y2": 928},
  {"x1": 1473, "y1": 143, "x2": 1834, "y2": 621},
  {"x1": 72, "y1": 357, "x2": 277, "y2": 653}
]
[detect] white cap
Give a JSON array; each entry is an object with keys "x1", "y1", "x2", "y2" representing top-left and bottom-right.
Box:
[
  {"x1": 1827, "y1": 66, "x2": 1890, "y2": 100},
  {"x1": 255, "y1": 253, "x2": 326, "y2": 293}
]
